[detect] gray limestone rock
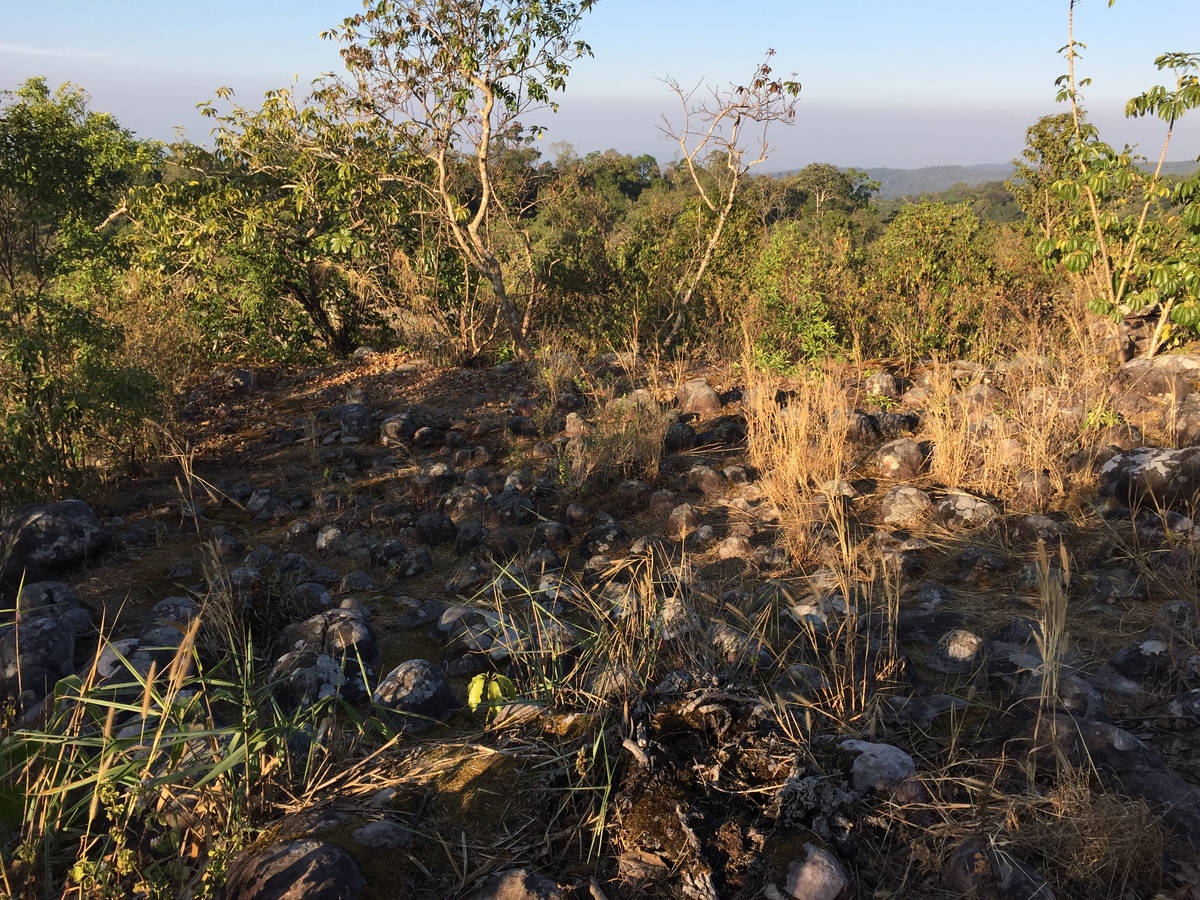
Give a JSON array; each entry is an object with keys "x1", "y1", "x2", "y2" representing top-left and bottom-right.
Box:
[
  {"x1": 676, "y1": 377, "x2": 722, "y2": 416},
  {"x1": 878, "y1": 438, "x2": 926, "y2": 480},
  {"x1": 880, "y1": 486, "x2": 933, "y2": 526},
  {"x1": 373, "y1": 659, "x2": 457, "y2": 732},
  {"x1": 839, "y1": 740, "x2": 917, "y2": 793},
  {"x1": 223, "y1": 839, "x2": 365, "y2": 900},
  {"x1": 1, "y1": 499, "x2": 112, "y2": 581}
]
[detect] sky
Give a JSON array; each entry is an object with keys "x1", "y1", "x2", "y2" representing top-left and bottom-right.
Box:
[{"x1": 2, "y1": 0, "x2": 1198, "y2": 170}]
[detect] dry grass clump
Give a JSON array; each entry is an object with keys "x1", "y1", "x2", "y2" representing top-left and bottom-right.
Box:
[
  {"x1": 874, "y1": 765, "x2": 1168, "y2": 899},
  {"x1": 563, "y1": 375, "x2": 670, "y2": 492},
  {"x1": 742, "y1": 355, "x2": 855, "y2": 565},
  {"x1": 916, "y1": 342, "x2": 1118, "y2": 508}
]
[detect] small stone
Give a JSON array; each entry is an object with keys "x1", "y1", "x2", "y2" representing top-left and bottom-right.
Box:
[
  {"x1": 351, "y1": 820, "x2": 412, "y2": 849},
  {"x1": 878, "y1": 438, "x2": 926, "y2": 480},
  {"x1": 925, "y1": 628, "x2": 985, "y2": 674},
  {"x1": 677, "y1": 377, "x2": 722, "y2": 416},
  {"x1": 665, "y1": 503, "x2": 702, "y2": 540},
  {"x1": 373, "y1": 659, "x2": 457, "y2": 732},
  {"x1": 880, "y1": 485, "x2": 933, "y2": 526},
  {"x1": 783, "y1": 844, "x2": 848, "y2": 900},
  {"x1": 840, "y1": 740, "x2": 917, "y2": 793}
]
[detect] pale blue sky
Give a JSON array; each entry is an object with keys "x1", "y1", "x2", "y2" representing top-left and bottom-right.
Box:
[{"x1": 1, "y1": 0, "x2": 1198, "y2": 168}]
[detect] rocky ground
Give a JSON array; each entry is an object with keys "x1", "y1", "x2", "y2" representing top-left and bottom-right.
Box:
[{"x1": 4, "y1": 347, "x2": 1200, "y2": 900}]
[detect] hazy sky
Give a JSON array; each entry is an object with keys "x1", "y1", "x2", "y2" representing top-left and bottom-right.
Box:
[{"x1": 2, "y1": 0, "x2": 1198, "y2": 169}]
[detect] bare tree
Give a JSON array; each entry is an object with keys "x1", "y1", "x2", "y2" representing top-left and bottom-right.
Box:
[{"x1": 659, "y1": 52, "x2": 800, "y2": 346}]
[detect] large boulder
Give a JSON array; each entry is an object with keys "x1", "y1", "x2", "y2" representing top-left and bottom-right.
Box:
[
  {"x1": 1098, "y1": 447, "x2": 1200, "y2": 510},
  {"x1": 1, "y1": 500, "x2": 111, "y2": 581},
  {"x1": 223, "y1": 839, "x2": 365, "y2": 900}
]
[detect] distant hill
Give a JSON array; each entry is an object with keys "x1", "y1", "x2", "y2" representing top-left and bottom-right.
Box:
[
  {"x1": 865, "y1": 165, "x2": 1015, "y2": 199},
  {"x1": 779, "y1": 160, "x2": 1200, "y2": 200}
]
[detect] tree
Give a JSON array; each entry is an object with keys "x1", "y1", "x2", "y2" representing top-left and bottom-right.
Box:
[
  {"x1": 130, "y1": 84, "x2": 429, "y2": 356},
  {"x1": 1008, "y1": 113, "x2": 1077, "y2": 240},
  {"x1": 0, "y1": 79, "x2": 162, "y2": 502},
  {"x1": 659, "y1": 52, "x2": 800, "y2": 345},
  {"x1": 326, "y1": 0, "x2": 598, "y2": 357},
  {"x1": 1037, "y1": 0, "x2": 1200, "y2": 358},
  {"x1": 791, "y1": 162, "x2": 878, "y2": 218}
]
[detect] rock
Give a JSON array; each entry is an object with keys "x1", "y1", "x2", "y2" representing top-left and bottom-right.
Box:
[
  {"x1": 686, "y1": 465, "x2": 726, "y2": 496},
  {"x1": 877, "y1": 411, "x2": 920, "y2": 439},
  {"x1": 936, "y1": 492, "x2": 999, "y2": 528},
  {"x1": 718, "y1": 534, "x2": 754, "y2": 560},
  {"x1": 225, "y1": 368, "x2": 259, "y2": 395},
  {"x1": 862, "y1": 371, "x2": 901, "y2": 399},
  {"x1": 329, "y1": 403, "x2": 372, "y2": 443},
  {"x1": 710, "y1": 621, "x2": 772, "y2": 667},
  {"x1": 380, "y1": 412, "x2": 418, "y2": 446},
  {"x1": 14, "y1": 581, "x2": 92, "y2": 635},
  {"x1": 1, "y1": 499, "x2": 112, "y2": 581},
  {"x1": 271, "y1": 609, "x2": 380, "y2": 709},
  {"x1": 563, "y1": 412, "x2": 590, "y2": 438},
  {"x1": 696, "y1": 413, "x2": 747, "y2": 446},
  {"x1": 350, "y1": 819, "x2": 412, "y2": 849},
  {"x1": 878, "y1": 438, "x2": 926, "y2": 480},
  {"x1": 944, "y1": 836, "x2": 1054, "y2": 899},
  {"x1": 339, "y1": 571, "x2": 374, "y2": 592},
  {"x1": 397, "y1": 547, "x2": 433, "y2": 578},
  {"x1": 274, "y1": 608, "x2": 380, "y2": 671},
  {"x1": 1016, "y1": 713, "x2": 1200, "y2": 851},
  {"x1": 464, "y1": 868, "x2": 565, "y2": 900},
  {"x1": 373, "y1": 659, "x2": 457, "y2": 732},
  {"x1": 845, "y1": 411, "x2": 879, "y2": 444},
  {"x1": 581, "y1": 519, "x2": 631, "y2": 556},
  {"x1": 664, "y1": 421, "x2": 697, "y2": 453},
  {"x1": 1101, "y1": 639, "x2": 1175, "y2": 693},
  {"x1": 415, "y1": 513, "x2": 457, "y2": 546},
  {"x1": 677, "y1": 377, "x2": 722, "y2": 416},
  {"x1": 781, "y1": 843, "x2": 848, "y2": 900},
  {"x1": 0, "y1": 614, "x2": 76, "y2": 707},
  {"x1": 315, "y1": 525, "x2": 344, "y2": 552},
  {"x1": 1098, "y1": 447, "x2": 1200, "y2": 510},
  {"x1": 839, "y1": 740, "x2": 917, "y2": 793},
  {"x1": 925, "y1": 629, "x2": 986, "y2": 674},
  {"x1": 490, "y1": 488, "x2": 537, "y2": 527},
  {"x1": 665, "y1": 503, "x2": 702, "y2": 540},
  {"x1": 223, "y1": 839, "x2": 365, "y2": 900},
  {"x1": 879, "y1": 486, "x2": 933, "y2": 526},
  {"x1": 507, "y1": 415, "x2": 539, "y2": 439},
  {"x1": 1166, "y1": 688, "x2": 1200, "y2": 720}
]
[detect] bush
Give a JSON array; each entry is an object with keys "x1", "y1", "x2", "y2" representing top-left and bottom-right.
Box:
[{"x1": 748, "y1": 221, "x2": 844, "y2": 370}]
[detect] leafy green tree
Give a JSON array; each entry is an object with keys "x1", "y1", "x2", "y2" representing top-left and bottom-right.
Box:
[
  {"x1": 0, "y1": 78, "x2": 162, "y2": 504},
  {"x1": 1009, "y1": 113, "x2": 1077, "y2": 239},
  {"x1": 867, "y1": 200, "x2": 991, "y2": 358},
  {"x1": 130, "y1": 84, "x2": 431, "y2": 357},
  {"x1": 749, "y1": 221, "x2": 840, "y2": 370},
  {"x1": 791, "y1": 163, "x2": 878, "y2": 218},
  {"x1": 1037, "y1": 0, "x2": 1200, "y2": 357},
  {"x1": 326, "y1": 0, "x2": 598, "y2": 358}
]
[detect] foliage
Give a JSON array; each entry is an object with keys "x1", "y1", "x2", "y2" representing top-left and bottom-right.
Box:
[
  {"x1": 866, "y1": 200, "x2": 993, "y2": 358},
  {"x1": 1034, "y1": 1, "x2": 1200, "y2": 357},
  {"x1": 326, "y1": 0, "x2": 598, "y2": 357},
  {"x1": 466, "y1": 671, "x2": 517, "y2": 718},
  {"x1": 789, "y1": 163, "x2": 878, "y2": 218},
  {"x1": 748, "y1": 221, "x2": 842, "y2": 369},
  {"x1": 1009, "y1": 113, "x2": 1078, "y2": 238},
  {"x1": 658, "y1": 52, "x2": 801, "y2": 346},
  {"x1": 0, "y1": 79, "x2": 162, "y2": 506},
  {"x1": 129, "y1": 84, "x2": 431, "y2": 358}
]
